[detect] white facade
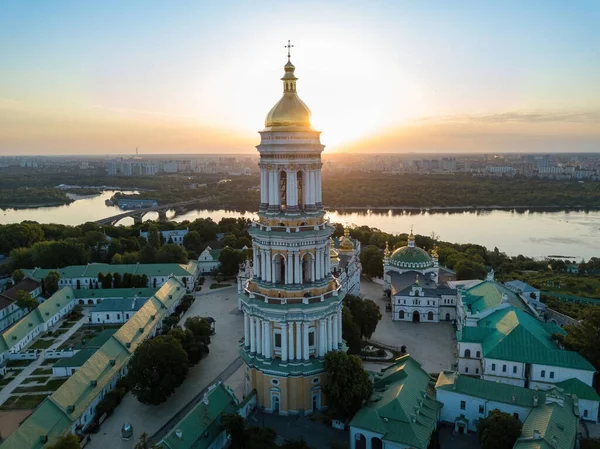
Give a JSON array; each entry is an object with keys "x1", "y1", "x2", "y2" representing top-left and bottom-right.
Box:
[
  {"x1": 528, "y1": 364, "x2": 595, "y2": 389},
  {"x1": 139, "y1": 228, "x2": 188, "y2": 245},
  {"x1": 198, "y1": 247, "x2": 221, "y2": 273}
]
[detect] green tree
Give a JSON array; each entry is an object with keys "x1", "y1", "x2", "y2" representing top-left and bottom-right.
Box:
[
  {"x1": 8, "y1": 247, "x2": 34, "y2": 270},
  {"x1": 323, "y1": 351, "x2": 373, "y2": 419},
  {"x1": 128, "y1": 335, "x2": 189, "y2": 405},
  {"x1": 556, "y1": 308, "x2": 600, "y2": 370},
  {"x1": 134, "y1": 432, "x2": 159, "y2": 449},
  {"x1": 455, "y1": 259, "x2": 487, "y2": 280},
  {"x1": 15, "y1": 290, "x2": 38, "y2": 311},
  {"x1": 477, "y1": 409, "x2": 522, "y2": 449},
  {"x1": 31, "y1": 241, "x2": 87, "y2": 268},
  {"x1": 343, "y1": 295, "x2": 382, "y2": 339},
  {"x1": 84, "y1": 231, "x2": 108, "y2": 262},
  {"x1": 184, "y1": 316, "x2": 212, "y2": 345},
  {"x1": 113, "y1": 272, "x2": 122, "y2": 288},
  {"x1": 45, "y1": 433, "x2": 80, "y2": 449},
  {"x1": 342, "y1": 306, "x2": 362, "y2": 354},
  {"x1": 218, "y1": 247, "x2": 243, "y2": 276},
  {"x1": 139, "y1": 245, "x2": 157, "y2": 264},
  {"x1": 156, "y1": 243, "x2": 188, "y2": 263},
  {"x1": 12, "y1": 268, "x2": 24, "y2": 283},
  {"x1": 222, "y1": 413, "x2": 246, "y2": 449},
  {"x1": 122, "y1": 251, "x2": 140, "y2": 264},
  {"x1": 147, "y1": 224, "x2": 161, "y2": 250},
  {"x1": 168, "y1": 327, "x2": 207, "y2": 365},
  {"x1": 183, "y1": 230, "x2": 203, "y2": 253},
  {"x1": 44, "y1": 271, "x2": 60, "y2": 295},
  {"x1": 359, "y1": 245, "x2": 383, "y2": 279}
]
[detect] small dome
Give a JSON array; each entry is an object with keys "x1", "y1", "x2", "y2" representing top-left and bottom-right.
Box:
[
  {"x1": 389, "y1": 246, "x2": 433, "y2": 268},
  {"x1": 338, "y1": 229, "x2": 355, "y2": 253}
]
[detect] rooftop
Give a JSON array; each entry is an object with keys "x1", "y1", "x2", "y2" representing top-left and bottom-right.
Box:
[
  {"x1": 0, "y1": 278, "x2": 41, "y2": 301},
  {"x1": 91, "y1": 296, "x2": 149, "y2": 313},
  {"x1": 460, "y1": 281, "x2": 528, "y2": 314}
]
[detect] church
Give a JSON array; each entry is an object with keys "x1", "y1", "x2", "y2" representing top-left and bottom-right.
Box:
[
  {"x1": 383, "y1": 230, "x2": 458, "y2": 323},
  {"x1": 237, "y1": 44, "x2": 360, "y2": 415}
]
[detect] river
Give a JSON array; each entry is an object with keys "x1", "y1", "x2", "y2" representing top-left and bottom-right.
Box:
[{"x1": 0, "y1": 191, "x2": 598, "y2": 260}]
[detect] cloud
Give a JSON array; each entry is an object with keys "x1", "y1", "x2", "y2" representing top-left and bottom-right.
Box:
[{"x1": 418, "y1": 111, "x2": 600, "y2": 124}]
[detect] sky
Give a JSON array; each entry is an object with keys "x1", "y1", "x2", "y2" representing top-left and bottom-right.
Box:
[{"x1": 1, "y1": 0, "x2": 599, "y2": 155}]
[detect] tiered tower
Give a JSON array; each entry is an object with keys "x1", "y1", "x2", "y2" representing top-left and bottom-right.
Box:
[{"x1": 239, "y1": 43, "x2": 343, "y2": 415}]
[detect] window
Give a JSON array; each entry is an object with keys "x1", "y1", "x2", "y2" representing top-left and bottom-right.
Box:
[
  {"x1": 275, "y1": 333, "x2": 282, "y2": 348},
  {"x1": 502, "y1": 365, "x2": 507, "y2": 373},
  {"x1": 460, "y1": 401, "x2": 466, "y2": 410},
  {"x1": 513, "y1": 413, "x2": 519, "y2": 420},
  {"x1": 476, "y1": 351, "x2": 481, "y2": 358},
  {"x1": 465, "y1": 367, "x2": 469, "y2": 373},
  {"x1": 106, "y1": 314, "x2": 110, "y2": 320},
  {"x1": 308, "y1": 332, "x2": 315, "y2": 346},
  {"x1": 464, "y1": 349, "x2": 471, "y2": 358},
  {"x1": 479, "y1": 405, "x2": 484, "y2": 414},
  {"x1": 513, "y1": 366, "x2": 517, "y2": 374},
  {"x1": 117, "y1": 314, "x2": 120, "y2": 320},
  {"x1": 550, "y1": 372, "x2": 554, "y2": 379},
  {"x1": 541, "y1": 370, "x2": 546, "y2": 378},
  {"x1": 491, "y1": 363, "x2": 496, "y2": 371},
  {"x1": 475, "y1": 368, "x2": 479, "y2": 374},
  {"x1": 584, "y1": 410, "x2": 589, "y2": 418}
]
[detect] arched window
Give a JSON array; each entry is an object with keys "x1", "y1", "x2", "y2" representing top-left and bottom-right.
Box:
[
  {"x1": 399, "y1": 310, "x2": 405, "y2": 320},
  {"x1": 476, "y1": 351, "x2": 481, "y2": 358},
  {"x1": 464, "y1": 349, "x2": 471, "y2": 358},
  {"x1": 427, "y1": 311, "x2": 434, "y2": 321},
  {"x1": 280, "y1": 171, "x2": 287, "y2": 210}
]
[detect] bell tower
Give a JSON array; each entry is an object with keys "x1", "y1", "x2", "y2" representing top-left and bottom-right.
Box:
[{"x1": 239, "y1": 43, "x2": 342, "y2": 415}]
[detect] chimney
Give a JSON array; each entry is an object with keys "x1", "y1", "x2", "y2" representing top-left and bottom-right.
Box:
[
  {"x1": 533, "y1": 430, "x2": 541, "y2": 440},
  {"x1": 502, "y1": 293, "x2": 508, "y2": 303},
  {"x1": 175, "y1": 429, "x2": 183, "y2": 439},
  {"x1": 511, "y1": 393, "x2": 516, "y2": 403}
]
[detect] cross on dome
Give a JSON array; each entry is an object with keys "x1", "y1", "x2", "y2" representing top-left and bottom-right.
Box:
[{"x1": 285, "y1": 39, "x2": 294, "y2": 60}]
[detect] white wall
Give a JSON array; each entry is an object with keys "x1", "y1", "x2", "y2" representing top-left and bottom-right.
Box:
[
  {"x1": 529, "y1": 364, "x2": 594, "y2": 387},
  {"x1": 481, "y1": 358, "x2": 526, "y2": 385},
  {"x1": 437, "y1": 389, "x2": 532, "y2": 431},
  {"x1": 457, "y1": 342, "x2": 483, "y2": 376},
  {"x1": 579, "y1": 398, "x2": 599, "y2": 423}
]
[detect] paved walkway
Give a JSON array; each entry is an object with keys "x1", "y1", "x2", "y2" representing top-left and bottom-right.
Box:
[
  {"x1": 0, "y1": 313, "x2": 89, "y2": 405},
  {"x1": 87, "y1": 286, "x2": 244, "y2": 449}
]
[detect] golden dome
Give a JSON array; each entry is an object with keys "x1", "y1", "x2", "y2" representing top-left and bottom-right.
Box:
[
  {"x1": 339, "y1": 229, "x2": 355, "y2": 253},
  {"x1": 264, "y1": 58, "x2": 312, "y2": 131}
]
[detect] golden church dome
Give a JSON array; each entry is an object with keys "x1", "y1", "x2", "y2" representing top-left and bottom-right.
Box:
[
  {"x1": 264, "y1": 58, "x2": 312, "y2": 131},
  {"x1": 339, "y1": 229, "x2": 355, "y2": 253}
]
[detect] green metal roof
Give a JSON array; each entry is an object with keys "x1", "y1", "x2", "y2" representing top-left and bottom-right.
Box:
[
  {"x1": 435, "y1": 371, "x2": 546, "y2": 408},
  {"x1": 555, "y1": 378, "x2": 600, "y2": 401},
  {"x1": 159, "y1": 382, "x2": 239, "y2": 449},
  {"x1": 389, "y1": 246, "x2": 433, "y2": 265},
  {"x1": 459, "y1": 307, "x2": 594, "y2": 370},
  {"x1": 53, "y1": 348, "x2": 97, "y2": 368},
  {"x1": 75, "y1": 329, "x2": 117, "y2": 350},
  {"x1": 350, "y1": 355, "x2": 441, "y2": 449},
  {"x1": 208, "y1": 249, "x2": 222, "y2": 259},
  {"x1": 0, "y1": 399, "x2": 72, "y2": 449},
  {"x1": 513, "y1": 391, "x2": 578, "y2": 449},
  {"x1": 72, "y1": 287, "x2": 157, "y2": 299},
  {"x1": 1, "y1": 287, "x2": 75, "y2": 351},
  {"x1": 461, "y1": 281, "x2": 528, "y2": 314},
  {"x1": 25, "y1": 262, "x2": 197, "y2": 281}
]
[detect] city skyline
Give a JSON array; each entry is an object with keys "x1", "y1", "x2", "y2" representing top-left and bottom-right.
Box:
[{"x1": 1, "y1": 0, "x2": 599, "y2": 155}]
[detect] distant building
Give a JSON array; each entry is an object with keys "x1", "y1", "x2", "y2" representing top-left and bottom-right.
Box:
[
  {"x1": 139, "y1": 228, "x2": 188, "y2": 246},
  {"x1": 198, "y1": 246, "x2": 222, "y2": 273},
  {"x1": 89, "y1": 296, "x2": 149, "y2": 324},
  {"x1": 0, "y1": 278, "x2": 42, "y2": 332}
]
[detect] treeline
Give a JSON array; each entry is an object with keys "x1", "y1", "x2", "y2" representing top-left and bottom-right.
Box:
[
  {"x1": 1, "y1": 217, "x2": 252, "y2": 274},
  {"x1": 0, "y1": 188, "x2": 72, "y2": 208}
]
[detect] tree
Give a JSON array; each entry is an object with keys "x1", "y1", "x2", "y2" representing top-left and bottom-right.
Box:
[
  {"x1": 111, "y1": 253, "x2": 123, "y2": 264},
  {"x1": 147, "y1": 224, "x2": 161, "y2": 250},
  {"x1": 44, "y1": 271, "x2": 60, "y2": 295},
  {"x1": 134, "y1": 432, "x2": 159, "y2": 449},
  {"x1": 122, "y1": 251, "x2": 140, "y2": 264},
  {"x1": 12, "y1": 268, "x2": 24, "y2": 283},
  {"x1": 342, "y1": 306, "x2": 362, "y2": 354},
  {"x1": 323, "y1": 351, "x2": 372, "y2": 419},
  {"x1": 140, "y1": 245, "x2": 157, "y2": 264},
  {"x1": 168, "y1": 327, "x2": 207, "y2": 365},
  {"x1": 183, "y1": 230, "x2": 203, "y2": 253},
  {"x1": 8, "y1": 247, "x2": 34, "y2": 270},
  {"x1": 343, "y1": 295, "x2": 382, "y2": 339},
  {"x1": 31, "y1": 241, "x2": 87, "y2": 268},
  {"x1": 156, "y1": 243, "x2": 188, "y2": 263},
  {"x1": 45, "y1": 433, "x2": 80, "y2": 449},
  {"x1": 184, "y1": 316, "x2": 212, "y2": 345},
  {"x1": 359, "y1": 245, "x2": 383, "y2": 279},
  {"x1": 15, "y1": 290, "x2": 38, "y2": 311},
  {"x1": 455, "y1": 259, "x2": 487, "y2": 280},
  {"x1": 84, "y1": 231, "x2": 108, "y2": 262},
  {"x1": 477, "y1": 409, "x2": 522, "y2": 449},
  {"x1": 113, "y1": 272, "x2": 122, "y2": 288},
  {"x1": 128, "y1": 335, "x2": 189, "y2": 405},
  {"x1": 219, "y1": 247, "x2": 243, "y2": 276},
  {"x1": 557, "y1": 308, "x2": 600, "y2": 370},
  {"x1": 222, "y1": 413, "x2": 246, "y2": 449}
]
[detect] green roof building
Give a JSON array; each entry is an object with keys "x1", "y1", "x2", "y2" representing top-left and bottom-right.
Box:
[
  {"x1": 158, "y1": 382, "x2": 240, "y2": 449},
  {"x1": 350, "y1": 355, "x2": 442, "y2": 449}
]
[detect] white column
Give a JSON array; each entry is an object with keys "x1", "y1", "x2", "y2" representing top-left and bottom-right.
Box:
[
  {"x1": 322, "y1": 249, "x2": 327, "y2": 279},
  {"x1": 285, "y1": 255, "x2": 292, "y2": 284},
  {"x1": 288, "y1": 323, "x2": 295, "y2": 360},
  {"x1": 316, "y1": 169, "x2": 322, "y2": 204},
  {"x1": 319, "y1": 319, "x2": 326, "y2": 357},
  {"x1": 303, "y1": 323, "x2": 310, "y2": 361},
  {"x1": 281, "y1": 323, "x2": 288, "y2": 362},
  {"x1": 256, "y1": 318, "x2": 262, "y2": 356},
  {"x1": 265, "y1": 251, "x2": 271, "y2": 283},
  {"x1": 250, "y1": 316, "x2": 256, "y2": 353},
  {"x1": 338, "y1": 310, "x2": 343, "y2": 347},
  {"x1": 261, "y1": 250, "x2": 267, "y2": 281},
  {"x1": 315, "y1": 249, "x2": 322, "y2": 281},
  {"x1": 271, "y1": 256, "x2": 276, "y2": 283},
  {"x1": 252, "y1": 247, "x2": 259, "y2": 277},
  {"x1": 244, "y1": 313, "x2": 250, "y2": 349},
  {"x1": 310, "y1": 253, "x2": 315, "y2": 282},
  {"x1": 295, "y1": 253, "x2": 301, "y2": 284},
  {"x1": 264, "y1": 321, "x2": 271, "y2": 359},
  {"x1": 302, "y1": 169, "x2": 309, "y2": 207},
  {"x1": 295, "y1": 322, "x2": 302, "y2": 360},
  {"x1": 273, "y1": 170, "x2": 280, "y2": 206},
  {"x1": 332, "y1": 313, "x2": 339, "y2": 350},
  {"x1": 327, "y1": 316, "x2": 333, "y2": 352},
  {"x1": 287, "y1": 170, "x2": 298, "y2": 208},
  {"x1": 260, "y1": 168, "x2": 267, "y2": 205}
]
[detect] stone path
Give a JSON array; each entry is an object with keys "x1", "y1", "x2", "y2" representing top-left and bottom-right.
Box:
[{"x1": 0, "y1": 313, "x2": 89, "y2": 405}]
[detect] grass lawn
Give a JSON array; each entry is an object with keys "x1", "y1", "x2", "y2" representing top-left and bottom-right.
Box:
[
  {"x1": 0, "y1": 394, "x2": 48, "y2": 410},
  {"x1": 13, "y1": 378, "x2": 66, "y2": 393},
  {"x1": 0, "y1": 376, "x2": 14, "y2": 387},
  {"x1": 41, "y1": 359, "x2": 55, "y2": 366},
  {"x1": 209, "y1": 283, "x2": 232, "y2": 290},
  {"x1": 6, "y1": 360, "x2": 32, "y2": 368},
  {"x1": 22, "y1": 376, "x2": 50, "y2": 384},
  {"x1": 32, "y1": 368, "x2": 53, "y2": 375},
  {"x1": 59, "y1": 321, "x2": 78, "y2": 329},
  {"x1": 30, "y1": 339, "x2": 54, "y2": 350}
]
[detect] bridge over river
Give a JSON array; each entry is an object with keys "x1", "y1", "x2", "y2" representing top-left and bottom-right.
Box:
[{"x1": 95, "y1": 196, "x2": 216, "y2": 225}]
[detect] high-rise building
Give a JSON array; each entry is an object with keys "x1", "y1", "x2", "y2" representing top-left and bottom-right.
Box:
[{"x1": 239, "y1": 50, "x2": 343, "y2": 415}]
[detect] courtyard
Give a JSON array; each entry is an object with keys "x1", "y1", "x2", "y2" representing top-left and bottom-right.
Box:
[{"x1": 360, "y1": 278, "x2": 457, "y2": 374}]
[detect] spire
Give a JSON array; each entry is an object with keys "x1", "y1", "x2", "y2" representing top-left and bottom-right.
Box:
[
  {"x1": 408, "y1": 226, "x2": 415, "y2": 248},
  {"x1": 384, "y1": 241, "x2": 391, "y2": 258},
  {"x1": 282, "y1": 40, "x2": 298, "y2": 94},
  {"x1": 285, "y1": 39, "x2": 294, "y2": 60}
]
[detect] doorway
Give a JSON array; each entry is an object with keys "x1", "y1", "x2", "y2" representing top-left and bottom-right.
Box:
[{"x1": 412, "y1": 311, "x2": 420, "y2": 323}]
